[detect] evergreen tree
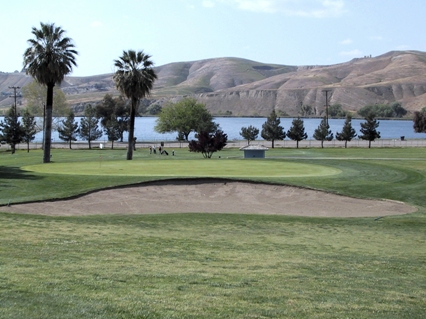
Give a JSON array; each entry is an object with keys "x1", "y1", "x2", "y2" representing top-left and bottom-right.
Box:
[
  {"x1": 21, "y1": 108, "x2": 37, "y2": 152},
  {"x1": 58, "y1": 111, "x2": 79, "y2": 149},
  {"x1": 79, "y1": 105, "x2": 103, "y2": 149},
  {"x1": 261, "y1": 110, "x2": 285, "y2": 148},
  {"x1": 359, "y1": 113, "x2": 381, "y2": 148},
  {"x1": 0, "y1": 106, "x2": 24, "y2": 154},
  {"x1": 286, "y1": 117, "x2": 308, "y2": 149},
  {"x1": 313, "y1": 117, "x2": 333, "y2": 148},
  {"x1": 176, "y1": 131, "x2": 186, "y2": 143},
  {"x1": 103, "y1": 119, "x2": 121, "y2": 149},
  {"x1": 336, "y1": 115, "x2": 357, "y2": 148},
  {"x1": 240, "y1": 125, "x2": 259, "y2": 145}
]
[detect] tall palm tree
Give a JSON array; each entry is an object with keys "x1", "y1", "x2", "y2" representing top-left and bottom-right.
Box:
[
  {"x1": 113, "y1": 50, "x2": 157, "y2": 160},
  {"x1": 23, "y1": 22, "x2": 77, "y2": 163}
]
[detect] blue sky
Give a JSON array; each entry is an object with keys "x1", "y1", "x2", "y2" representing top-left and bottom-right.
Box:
[{"x1": 1, "y1": 0, "x2": 425, "y2": 76}]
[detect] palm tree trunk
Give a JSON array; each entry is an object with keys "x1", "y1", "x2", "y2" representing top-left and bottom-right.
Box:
[
  {"x1": 127, "y1": 97, "x2": 136, "y2": 160},
  {"x1": 43, "y1": 84, "x2": 54, "y2": 163}
]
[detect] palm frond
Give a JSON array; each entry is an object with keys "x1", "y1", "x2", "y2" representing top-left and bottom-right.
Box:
[
  {"x1": 23, "y1": 22, "x2": 78, "y2": 86},
  {"x1": 113, "y1": 50, "x2": 157, "y2": 100}
]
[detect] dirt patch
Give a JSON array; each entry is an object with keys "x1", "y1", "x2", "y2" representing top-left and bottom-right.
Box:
[{"x1": 0, "y1": 180, "x2": 416, "y2": 218}]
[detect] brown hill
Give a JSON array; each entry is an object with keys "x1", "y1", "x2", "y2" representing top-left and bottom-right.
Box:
[
  {"x1": 195, "y1": 51, "x2": 426, "y2": 116},
  {"x1": 1, "y1": 51, "x2": 426, "y2": 116}
]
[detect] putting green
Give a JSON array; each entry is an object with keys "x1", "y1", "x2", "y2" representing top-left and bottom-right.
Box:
[{"x1": 23, "y1": 159, "x2": 341, "y2": 178}]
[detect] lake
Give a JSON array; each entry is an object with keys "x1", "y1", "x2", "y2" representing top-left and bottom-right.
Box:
[{"x1": 19, "y1": 117, "x2": 426, "y2": 142}]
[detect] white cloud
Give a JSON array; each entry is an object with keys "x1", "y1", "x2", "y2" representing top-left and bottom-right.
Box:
[
  {"x1": 340, "y1": 38, "x2": 353, "y2": 45},
  {"x1": 340, "y1": 49, "x2": 363, "y2": 57},
  {"x1": 213, "y1": 0, "x2": 346, "y2": 17}
]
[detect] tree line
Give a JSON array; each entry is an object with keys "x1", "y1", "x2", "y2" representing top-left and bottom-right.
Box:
[
  {"x1": 240, "y1": 112, "x2": 381, "y2": 149},
  {"x1": 2, "y1": 93, "x2": 426, "y2": 156},
  {"x1": 0, "y1": 103, "x2": 108, "y2": 152}
]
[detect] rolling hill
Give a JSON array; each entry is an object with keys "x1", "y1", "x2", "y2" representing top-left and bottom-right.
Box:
[{"x1": 1, "y1": 50, "x2": 426, "y2": 116}]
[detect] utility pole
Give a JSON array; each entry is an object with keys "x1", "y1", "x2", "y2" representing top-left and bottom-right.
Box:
[
  {"x1": 8, "y1": 86, "x2": 21, "y2": 118},
  {"x1": 322, "y1": 89, "x2": 332, "y2": 125},
  {"x1": 8, "y1": 86, "x2": 21, "y2": 154}
]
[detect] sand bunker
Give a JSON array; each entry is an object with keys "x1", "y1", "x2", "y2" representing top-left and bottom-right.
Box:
[{"x1": 1, "y1": 180, "x2": 416, "y2": 218}]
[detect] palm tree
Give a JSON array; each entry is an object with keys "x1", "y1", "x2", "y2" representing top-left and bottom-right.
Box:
[
  {"x1": 113, "y1": 50, "x2": 157, "y2": 160},
  {"x1": 23, "y1": 22, "x2": 78, "y2": 163}
]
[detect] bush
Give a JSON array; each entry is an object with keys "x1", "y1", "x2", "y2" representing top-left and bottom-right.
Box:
[{"x1": 358, "y1": 102, "x2": 407, "y2": 118}]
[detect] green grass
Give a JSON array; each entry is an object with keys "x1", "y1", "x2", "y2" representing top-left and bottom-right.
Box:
[
  {"x1": 23, "y1": 159, "x2": 340, "y2": 178},
  {"x1": 1, "y1": 213, "x2": 425, "y2": 318},
  {"x1": 0, "y1": 146, "x2": 426, "y2": 318},
  {"x1": 1, "y1": 147, "x2": 425, "y2": 207}
]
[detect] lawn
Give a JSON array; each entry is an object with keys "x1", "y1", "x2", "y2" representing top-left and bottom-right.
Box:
[{"x1": 0, "y1": 146, "x2": 425, "y2": 318}]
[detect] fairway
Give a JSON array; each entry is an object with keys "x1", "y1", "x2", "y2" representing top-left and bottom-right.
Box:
[
  {"x1": 1, "y1": 147, "x2": 425, "y2": 318},
  {"x1": 23, "y1": 159, "x2": 341, "y2": 178}
]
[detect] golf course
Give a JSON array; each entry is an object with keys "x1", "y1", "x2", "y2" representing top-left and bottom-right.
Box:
[{"x1": 0, "y1": 146, "x2": 425, "y2": 318}]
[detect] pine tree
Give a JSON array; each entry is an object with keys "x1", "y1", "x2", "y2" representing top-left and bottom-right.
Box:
[
  {"x1": 21, "y1": 109, "x2": 37, "y2": 152},
  {"x1": 0, "y1": 106, "x2": 24, "y2": 154},
  {"x1": 240, "y1": 125, "x2": 259, "y2": 145},
  {"x1": 58, "y1": 111, "x2": 79, "y2": 149},
  {"x1": 336, "y1": 115, "x2": 357, "y2": 148},
  {"x1": 79, "y1": 105, "x2": 103, "y2": 149},
  {"x1": 313, "y1": 117, "x2": 333, "y2": 148},
  {"x1": 286, "y1": 117, "x2": 308, "y2": 149},
  {"x1": 359, "y1": 113, "x2": 381, "y2": 148},
  {"x1": 261, "y1": 110, "x2": 285, "y2": 148},
  {"x1": 103, "y1": 119, "x2": 121, "y2": 149}
]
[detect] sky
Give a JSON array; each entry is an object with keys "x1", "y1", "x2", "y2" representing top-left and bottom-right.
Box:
[{"x1": 1, "y1": 0, "x2": 425, "y2": 77}]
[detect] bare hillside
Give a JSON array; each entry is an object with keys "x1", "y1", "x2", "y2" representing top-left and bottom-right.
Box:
[
  {"x1": 195, "y1": 51, "x2": 426, "y2": 116},
  {"x1": 2, "y1": 51, "x2": 426, "y2": 116}
]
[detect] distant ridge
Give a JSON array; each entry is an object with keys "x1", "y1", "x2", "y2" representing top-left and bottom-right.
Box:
[{"x1": 1, "y1": 50, "x2": 426, "y2": 116}]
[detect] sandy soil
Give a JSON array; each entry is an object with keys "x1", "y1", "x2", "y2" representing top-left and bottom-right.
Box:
[{"x1": 1, "y1": 180, "x2": 416, "y2": 218}]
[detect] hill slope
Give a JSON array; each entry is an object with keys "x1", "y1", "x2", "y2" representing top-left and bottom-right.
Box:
[{"x1": 1, "y1": 51, "x2": 426, "y2": 116}]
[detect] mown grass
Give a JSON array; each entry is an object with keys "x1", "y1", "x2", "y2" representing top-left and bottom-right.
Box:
[
  {"x1": 0, "y1": 146, "x2": 425, "y2": 318},
  {"x1": 1, "y1": 213, "x2": 425, "y2": 318},
  {"x1": 1, "y1": 147, "x2": 426, "y2": 207},
  {"x1": 23, "y1": 159, "x2": 340, "y2": 178}
]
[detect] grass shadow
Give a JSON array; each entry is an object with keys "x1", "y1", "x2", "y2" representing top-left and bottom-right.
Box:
[{"x1": 0, "y1": 166, "x2": 42, "y2": 181}]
